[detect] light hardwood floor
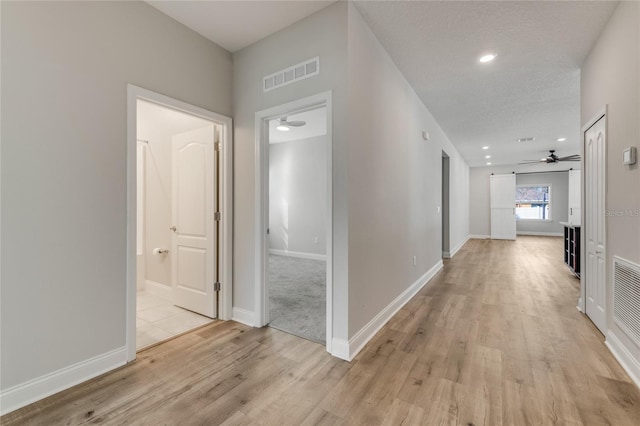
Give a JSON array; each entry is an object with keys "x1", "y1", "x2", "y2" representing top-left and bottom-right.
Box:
[{"x1": 4, "y1": 237, "x2": 640, "y2": 425}]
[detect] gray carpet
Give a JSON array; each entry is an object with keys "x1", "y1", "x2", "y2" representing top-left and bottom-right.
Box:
[{"x1": 268, "y1": 255, "x2": 326, "y2": 343}]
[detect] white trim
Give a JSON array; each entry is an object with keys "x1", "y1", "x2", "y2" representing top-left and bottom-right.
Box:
[
  {"x1": 341, "y1": 260, "x2": 444, "y2": 362},
  {"x1": 255, "y1": 92, "x2": 333, "y2": 355},
  {"x1": 516, "y1": 231, "x2": 563, "y2": 237},
  {"x1": 448, "y1": 236, "x2": 469, "y2": 258},
  {"x1": 269, "y1": 249, "x2": 326, "y2": 261},
  {"x1": 143, "y1": 280, "x2": 172, "y2": 300},
  {"x1": 127, "y1": 84, "x2": 233, "y2": 362},
  {"x1": 0, "y1": 347, "x2": 127, "y2": 416},
  {"x1": 330, "y1": 338, "x2": 350, "y2": 361},
  {"x1": 606, "y1": 331, "x2": 640, "y2": 390},
  {"x1": 232, "y1": 308, "x2": 257, "y2": 327},
  {"x1": 469, "y1": 234, "x2": 490, "y2": 239}
]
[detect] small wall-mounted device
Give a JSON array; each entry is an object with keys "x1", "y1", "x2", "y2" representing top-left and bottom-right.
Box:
[
  {"x1": 623, "y1": 147, "x2": 637, "y2": 165},
  {"x1": 422, "y1": 131, "x2": 429, "y2": 141}
]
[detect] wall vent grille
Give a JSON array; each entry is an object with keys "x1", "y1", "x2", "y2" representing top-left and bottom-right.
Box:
[
  {"x1": 263, "y1": 57, "x2": 319, "y2": 92},
  {"x1": 613, "y1": 256, "x2": 640, "y2": 345}
]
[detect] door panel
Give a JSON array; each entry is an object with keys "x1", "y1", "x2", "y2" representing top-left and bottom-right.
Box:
[
  {"x1": 172, "y1": 126, "x2": 216, "y2": 318},
  {"x1": 490, "y1": 174, "x2": 516, "y2": 240},
  {"x1": 585, "y1": 116, "x2": 606, "y2": 333}
]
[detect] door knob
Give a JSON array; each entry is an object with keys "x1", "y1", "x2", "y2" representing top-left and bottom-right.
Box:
[{"x1": 169, "y1": 226, "x2": 177, "y2": 232}]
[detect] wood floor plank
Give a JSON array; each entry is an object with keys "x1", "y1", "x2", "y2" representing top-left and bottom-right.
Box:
[{"x1": 3, "y1": 236, "x2": 640, "y2": 426}]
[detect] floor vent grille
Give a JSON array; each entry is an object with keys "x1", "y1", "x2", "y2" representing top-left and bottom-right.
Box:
[
  {"x1": 263, "y1": 57, "x2": 319, "y2": 92},
  {"x1": 613, "y1": 256, "x2": 640, "y2": 346}
]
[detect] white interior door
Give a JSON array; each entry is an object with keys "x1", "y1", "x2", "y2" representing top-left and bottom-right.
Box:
[
  {"x1": 585, "y1": 116, "x2": 606, "y2": 333},
  {"x1": 568, "y1": 170, "x2": 581, "y2": 225},
  {"x1": 171, "y1": 125, "x2": 216, "y2": 318},
  {"x1": 490, "y1": 174, "x2": 516, "y2": 240}
]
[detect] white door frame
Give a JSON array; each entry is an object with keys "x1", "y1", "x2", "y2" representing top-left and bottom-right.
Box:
[
  {"x1": 126, "y1": 84, "x2": 233, "y2": 361},
  {"x1": 579, "y1": 105, "x2": 607, "y2": 315},
  {"x1": 254, "y1": 91, "x2": 333, "y2": 353}
]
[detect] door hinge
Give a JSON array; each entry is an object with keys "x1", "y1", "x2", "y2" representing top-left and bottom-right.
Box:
[
  {"x1": 215, "y1": 142, "x2": 222, "y2": 152},
  {"x1": 214, "y1": 211, "x2": 221, "y2": 221},
  {"x1": 213, "y1": 282, "x2": 221, "y2": 292}
]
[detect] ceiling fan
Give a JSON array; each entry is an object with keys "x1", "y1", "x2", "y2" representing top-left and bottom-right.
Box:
[
  {"x1": 276, "y1": 117, "x2": 306, "y2": 131},
  {"x1": 520, "y1": 150, "x2": 580, "y2": 164}
]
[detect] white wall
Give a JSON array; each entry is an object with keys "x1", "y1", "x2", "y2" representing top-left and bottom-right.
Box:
[
  {"x1": 581, "y1": 0, "x2": 640, "y2": 383},
  {"x1": 516, "y1": 171, "x2": 569, "y2": 235},
  {"x1": 469, "y1": 163, "x2": 579, "y2": 237},
  {"x1": 269, "y1": 135, "x2": 327, "y2": 257},
  {"x1": 347, "y1": 5, "x2": 470, "y2": 337},
  {"x1": 1, "y1": 0, "x2": 231, "y2": 401},
  {"x1": 232, "y1": 2, "x2": 349, "y2": 340}
]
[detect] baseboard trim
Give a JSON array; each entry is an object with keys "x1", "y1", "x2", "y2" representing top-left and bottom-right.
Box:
[
  {"x1": 449, "y1": 236, "x2": 469, "y2": 258},
  {"x1": 516, "y1": 231, "x2": 563, "y2": 237},
  {"x1": 345, "y1": 260, "x2": 444, "y2": 362},
  {"x1": 269, "y1": 249, "x2": 326, "y2": 261},
  {"x1": 0, "y1": 346, "x2": 127, "y2": 416},
  {"x1": 144, "y1": 280, "x2": 172, "y2": 300},
  {"x1": 606, "y1": 331, "x2": 640, "y2": 390},
  {"x1": 330, "y1": 338, "x2": 350, "y2": 361},
  {"x1": 232, "y1": 307, "x2": 256, "y2": 327},
  {"x1": 469, "y1": 234, "x2": 490, "y2": 239}
]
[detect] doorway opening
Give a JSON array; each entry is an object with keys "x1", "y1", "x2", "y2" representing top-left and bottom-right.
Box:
[
  {"x1": 267, "y1": 107, "x2": 328, "y2": 343},
  {"x1": 255, "y1": 92, "x2": 333, "y2": 351},
  {"x1": 442, "y1": 151, "x2": 450, "y2": 258},
  {"x1": 126, "y1": 85, "x2": 233, "y2": 361}
]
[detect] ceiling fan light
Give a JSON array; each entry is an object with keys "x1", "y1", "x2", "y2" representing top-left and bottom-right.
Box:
[
  {"x1": 479, "y1": 53, "x2": 496, "y2": 63},
  {"x1": 276, "y1": 125, "x2": 290, "y2": 132}
]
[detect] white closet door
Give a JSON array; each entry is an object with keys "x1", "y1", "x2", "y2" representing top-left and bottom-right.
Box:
[
  {"x1": 171, "y1": 125, "x2": 216, "y2": 318},
  {"x1": 585, "y1": 117, "x2": 606, "y2": 333},
  {"x1": 490, "y1": 174, "x2": 516, "y2": 240}
]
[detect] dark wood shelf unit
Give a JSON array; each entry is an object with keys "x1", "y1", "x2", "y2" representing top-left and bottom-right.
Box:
[{"x1": 563, "y1": 224, "x2": 580, "y2": 278}]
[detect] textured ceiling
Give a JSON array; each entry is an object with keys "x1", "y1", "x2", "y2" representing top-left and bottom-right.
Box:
[
  {"x1": 354, "y1": 1, "x2": 618, "y2": 167},
  {"x1": 146, "y1": 0, "x2": 335, "y2": 52},
  {"x1": 148, "y1": 1, "x2": 619, "y2": 167}
]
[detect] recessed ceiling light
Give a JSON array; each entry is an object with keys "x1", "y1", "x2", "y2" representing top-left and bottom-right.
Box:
[
  {"x1": 557, "y1": 137, "x2": 567, "y2": 142},
  {"x1": 479, "y1": 53, "x2": 496, "y2": 63},
  {"x1": 276, "y1": 125, "x2": 290, "y2": 132},
  {"x1": 486, "y1": 162, "x2": 492, "y2": 166},
  {"x1": 485, "y1": 155, "x2": 491, "y2": 159},
  {"x1": 482, "y1": 146, "x2": 489, "y2": 150}
]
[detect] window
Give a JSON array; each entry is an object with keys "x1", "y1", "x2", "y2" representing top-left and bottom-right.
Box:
[{"x1": 516, "y1": 185, "x2": 551, "y2": 220}]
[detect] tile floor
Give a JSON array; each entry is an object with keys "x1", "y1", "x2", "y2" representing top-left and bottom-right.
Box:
[{"x1": 136, "y1": 290, "x2": 213, "y2": 350}]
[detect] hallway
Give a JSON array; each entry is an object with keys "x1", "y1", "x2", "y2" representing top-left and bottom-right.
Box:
[{"x1": 4, "y1": 237, "x2": 639, "y2": 425}]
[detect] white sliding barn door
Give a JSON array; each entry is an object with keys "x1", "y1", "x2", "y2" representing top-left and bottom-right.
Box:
[
  {"x1": 490, "y1": 174, "x2": 516, "y2": 240},
  {"x1": 171, "y1": 126, "x2": 216, "y2": 318},
  {"x1": 585, "y1": 116, "x2": 606, "y2": 333}
]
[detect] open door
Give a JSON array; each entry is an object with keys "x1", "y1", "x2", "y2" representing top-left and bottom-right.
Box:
[
  {"x1": 171, "y1": 125, "x2": 216, "y2": 318},
  {"x1": 490, "y1": 174, "x2": 516, "y2": 240}
]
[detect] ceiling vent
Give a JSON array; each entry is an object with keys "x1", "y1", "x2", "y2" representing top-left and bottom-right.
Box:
[
  {"x1": 613, "y1": 256, "x2": 640, "y2": 345},
  {"x1": 263, "y1": 57, "x2": 320, "y2": 93},
  {"x1": 517, "y1": 137, "x2": 536, "y2": 142}
]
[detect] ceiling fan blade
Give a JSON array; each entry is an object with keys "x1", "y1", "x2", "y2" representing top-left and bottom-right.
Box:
[
  {"x1": 286, "y1": 120, "x2": 306, "y2": 127},
  {"x1": 518, "y1": 160, "x2": 547, "y2": 164},
  {"x1": 557, "y1": 155, "x2": 581, "y2": 161}
]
